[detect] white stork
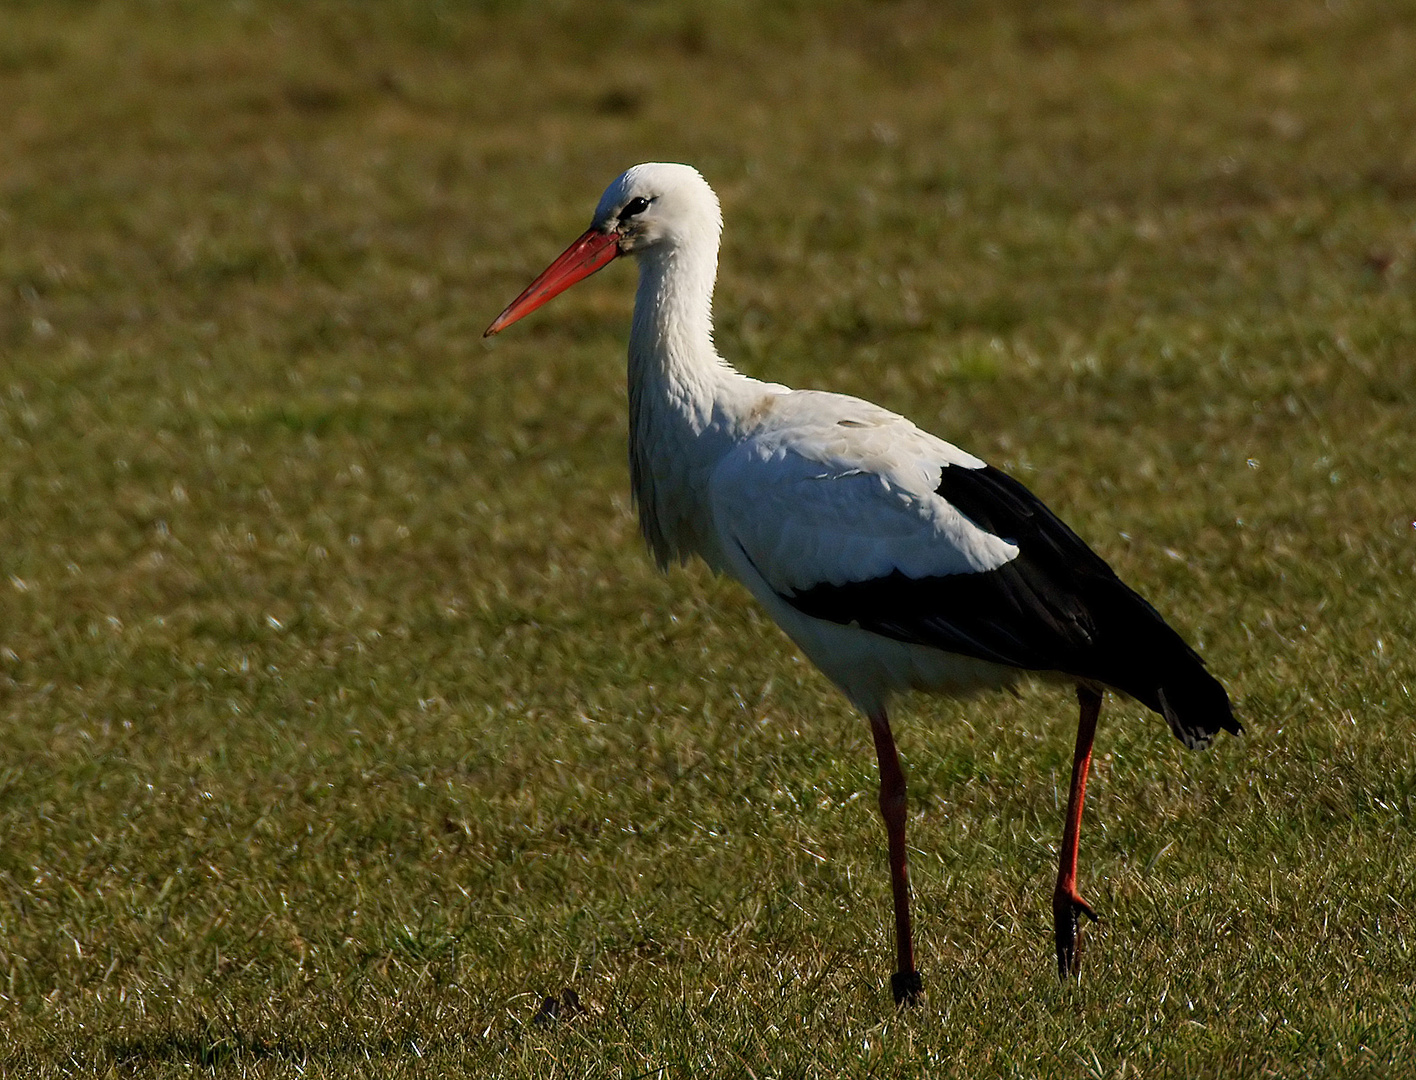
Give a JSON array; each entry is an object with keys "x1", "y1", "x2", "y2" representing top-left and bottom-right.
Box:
[{"x1": 484, "y1": 163, "x2": 1240, "y2": 1005}]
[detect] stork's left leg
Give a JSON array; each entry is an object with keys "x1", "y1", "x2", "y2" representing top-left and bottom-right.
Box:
[
  {"x1": 1054, "y1": 684, "x2": 1102, "y2": 980},
  {"x1": 869, "y1": 708, "x2": 923, "y2": 1006}
]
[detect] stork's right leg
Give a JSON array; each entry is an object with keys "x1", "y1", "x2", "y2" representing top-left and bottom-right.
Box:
[
  {"x1": 869, "y1": 709, "x2": 922, "y2": 1006},
  {"x1": 1054, "y1": 685, "x2": 1102, "y2": 980}
]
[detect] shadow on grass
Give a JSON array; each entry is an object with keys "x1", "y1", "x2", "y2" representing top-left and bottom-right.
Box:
[{"x1": 98, "y1": 1027, "x2": 469, "y2": 1070}]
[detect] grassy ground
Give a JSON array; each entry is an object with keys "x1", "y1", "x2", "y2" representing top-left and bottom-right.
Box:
[{"x1": 2, "y1": 1, "x2": 1415, "y2": 1075}]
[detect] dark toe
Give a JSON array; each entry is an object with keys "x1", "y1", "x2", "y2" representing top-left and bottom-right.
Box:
[{"x1": 891, "y1": 969, "x2": 924, "y2": 1007}]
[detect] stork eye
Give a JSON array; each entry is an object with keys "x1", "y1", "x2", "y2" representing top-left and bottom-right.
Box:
[{"x1": 619, "y1": 196, "x2": 652, "y2": 220}]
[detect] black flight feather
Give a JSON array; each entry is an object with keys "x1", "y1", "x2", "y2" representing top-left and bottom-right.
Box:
[{"x1": 782, "y1": 464, "x2": 1241, "y2": 748}]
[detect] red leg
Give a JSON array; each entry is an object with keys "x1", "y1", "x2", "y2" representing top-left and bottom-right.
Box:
[
  {"x1": 1054, "y1": 684, "x2": 1102, "y2": 980},
  {"x1": 869, "y1": 709, "x2": 922, "y2": 1005}
]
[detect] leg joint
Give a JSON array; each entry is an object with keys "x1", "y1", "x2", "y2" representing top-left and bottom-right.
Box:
[{"x1": 877, "y1": 783, "x2": 907, "y2": 824}]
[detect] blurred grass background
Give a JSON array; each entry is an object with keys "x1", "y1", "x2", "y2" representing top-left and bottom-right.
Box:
[{"x1": 2, "y1": 1, "x2": 1415, "y2": 1075}]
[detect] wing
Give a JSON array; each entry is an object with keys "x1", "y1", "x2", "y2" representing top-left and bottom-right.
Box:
[
  {"x1": 710, "y1": 388, "x2": 1239, "y2": 746},
  {"x1": 709, "y1": 392, "x2": 1056, "y2": 664},
  {"x1": 780, "y1": 461, "x2": 1128, "y2": 672},
  {"x1": 709, "y1": 389, "x2": 1128, "y2": 673}
]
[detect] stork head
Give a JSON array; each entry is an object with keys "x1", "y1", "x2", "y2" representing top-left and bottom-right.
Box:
[
  {"x1": 485, "y1": 163, "x2": 721, "y2": 336},
  {"x1": 589, "y1": 162, "x2": 722, "y2": 255}
]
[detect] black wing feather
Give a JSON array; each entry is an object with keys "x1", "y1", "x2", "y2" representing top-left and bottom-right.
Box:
[{"x1": 783, "y1": 463, "x2": 1240, "y2": 747}]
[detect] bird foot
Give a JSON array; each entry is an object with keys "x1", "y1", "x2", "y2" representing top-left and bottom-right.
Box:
[
  {"x1": 891, "y1": 969, "x2": 924, "y2": 1007},
  {"x1": 532, "y1": 988, "x2": 587, "y2": 1025},
  {"x1": 1053, "y1": 888, "x2": 1098, "y2": 981}
]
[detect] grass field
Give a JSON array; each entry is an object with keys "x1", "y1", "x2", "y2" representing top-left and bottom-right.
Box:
[{"x1": 3, "y1": 1, "x2": 1415, "y2": 1075}]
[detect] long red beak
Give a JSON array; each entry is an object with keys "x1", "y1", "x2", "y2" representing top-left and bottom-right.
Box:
[{"x1": 484, "y1": 228, "x2": 621, "y2": 336}]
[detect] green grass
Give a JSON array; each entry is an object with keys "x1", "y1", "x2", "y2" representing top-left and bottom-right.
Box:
[{"x1": 3, "y1": 1, "x2": 1416, "y2": 1075}]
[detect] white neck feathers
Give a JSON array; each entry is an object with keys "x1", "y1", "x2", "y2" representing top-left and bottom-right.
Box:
[{"x1": 626, "y1": 208, "x2": 742, "y2": 568}]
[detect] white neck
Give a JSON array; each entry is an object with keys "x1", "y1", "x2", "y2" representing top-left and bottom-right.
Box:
[
  {"x1": 627, "y1": 233, "x2": 747, "y2": 568},
  {"x1": 629, "y1": 239, "x2": 732, "y2": 398}
]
